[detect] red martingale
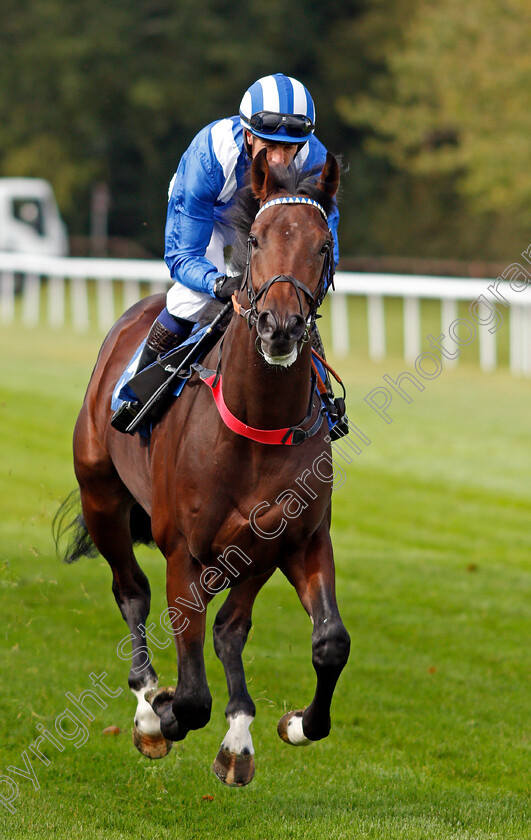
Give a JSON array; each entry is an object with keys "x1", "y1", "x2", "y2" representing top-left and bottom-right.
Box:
[{"x1": 202, "y1": 373, "x2": 296, "y2": 445}]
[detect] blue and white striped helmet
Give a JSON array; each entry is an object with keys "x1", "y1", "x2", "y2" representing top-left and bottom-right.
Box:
[{"x1": 239, "y1": 73, "x2": 316, "y2": 144}]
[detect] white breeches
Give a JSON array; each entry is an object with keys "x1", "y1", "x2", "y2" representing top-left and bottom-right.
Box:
[{"x1": 166, "y1": 222, "x2": 228, "y2": 321}]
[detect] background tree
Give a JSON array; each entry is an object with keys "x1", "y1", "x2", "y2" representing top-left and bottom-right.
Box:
[
  {"x1": 1, "y1": 0, "x2": 528, "y2": 262},
  {"x1": 338, "y1": 0, "x2": 531, "y2": 259}
]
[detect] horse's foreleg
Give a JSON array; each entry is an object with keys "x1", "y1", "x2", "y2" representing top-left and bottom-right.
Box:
[
  {"x1": 279, "y1": 525, "x2": 350, "y2": 745},
  {"x1": 211, "y1": 571, "x2": 274, "y2": 786},
  {"x1": 148, "y1": 550, "x2": 213, "y2": 743},
  {"x1": 78, "y1": 482, "x2": 170, "y2": 759}
]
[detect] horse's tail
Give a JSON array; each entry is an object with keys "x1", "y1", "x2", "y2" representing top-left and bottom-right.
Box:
[
  {"x1": 53, "y1": 490, "x2": 155, "y2": 563},
  {"x1": 53, "y1": 490, "x2": 98, "y2": 563}
]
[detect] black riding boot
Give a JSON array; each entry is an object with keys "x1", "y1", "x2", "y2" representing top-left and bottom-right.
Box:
[
  {"x1": 110, "y1": 314, "x2": 192, "y2": 433},
  {"x1": 310, "y1": 325, "x2": 350, "y2": 441}
]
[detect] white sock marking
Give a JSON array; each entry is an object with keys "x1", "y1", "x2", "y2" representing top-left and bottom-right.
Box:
[
  {"x1": 221, "y1": 713, "x2": 254, "y2": 755},
  {"x1": 287, "y1": 713, "x2": 311, "y2": 746},
  {"x1": 132, "y1": 683, "x2": 162, "y2": 737}
]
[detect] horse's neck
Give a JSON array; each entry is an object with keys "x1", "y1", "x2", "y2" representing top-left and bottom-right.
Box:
[{"x1": 219, "y1": 318, "x2": 312, "y2": 430}]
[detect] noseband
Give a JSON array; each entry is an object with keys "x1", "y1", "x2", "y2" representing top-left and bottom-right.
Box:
[{"x1": 233, "y1": 196, "x2": 335, "y2": 333}]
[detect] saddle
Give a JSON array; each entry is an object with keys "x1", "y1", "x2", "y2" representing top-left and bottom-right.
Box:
[
  {"x1": 127, "y1": 330, "x2": 219, "y2": 406},
  {"x1": 111, "y1": 322, "x2": 221, "y2": 435}
]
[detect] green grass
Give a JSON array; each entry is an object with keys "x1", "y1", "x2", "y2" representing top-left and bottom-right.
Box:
[{"x1": 0, "y1": 319, "x2": 529, "y2": 839}]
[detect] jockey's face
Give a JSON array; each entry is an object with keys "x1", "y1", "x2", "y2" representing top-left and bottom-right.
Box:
[{"x1": 247, "y1": 131, "x2": 298, "y2": 167}]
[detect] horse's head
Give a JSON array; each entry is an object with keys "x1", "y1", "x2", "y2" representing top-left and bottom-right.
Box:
[{"x1": 237, "y1": 149, "x2": 339, "y2": 367}]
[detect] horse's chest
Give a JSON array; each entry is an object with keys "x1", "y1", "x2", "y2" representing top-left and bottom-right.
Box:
[{"x1": 186, "y1": 463, "x2": 330, "y2": 572}]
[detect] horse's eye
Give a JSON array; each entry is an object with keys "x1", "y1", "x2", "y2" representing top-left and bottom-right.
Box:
[
  {"x1": 249, "y1": 234, "x2": 259, "y2": 248},
  {"x1": 320, "y1": 241, "x2": 331, "y2": 256}
]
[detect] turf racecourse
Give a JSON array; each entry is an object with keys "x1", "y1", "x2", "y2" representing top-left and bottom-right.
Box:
[{"x1": 0, "y1": 316, "x2": 529, "y2": 840}]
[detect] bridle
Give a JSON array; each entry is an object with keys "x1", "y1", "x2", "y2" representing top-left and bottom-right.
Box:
[
  {"x1": 232, "y1": 195, "x2": 335, "y2": 336},
  {"x1": 187, "y1": 194, "x2": 341, "y2": 446}
]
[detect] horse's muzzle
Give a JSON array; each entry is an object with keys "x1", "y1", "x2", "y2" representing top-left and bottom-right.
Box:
[{"x1": 256, "y1": 309, "x2": 306, "y2": 366}]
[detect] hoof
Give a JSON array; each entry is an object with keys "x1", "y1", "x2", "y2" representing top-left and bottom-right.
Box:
[
  {"x1": 212, "y1": 748, "x2": 255, "y2": 787},
  {"x1": 132, "y1": 726, "x2": 173, "y2": 759},
  {"x1": 277, "y1": 710, "x2": 312, "y2": 746}
]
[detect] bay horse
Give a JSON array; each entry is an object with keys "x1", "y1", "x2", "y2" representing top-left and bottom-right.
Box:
[{"x1": 57, "y1": 149, "x2": 350, "y2": 786}]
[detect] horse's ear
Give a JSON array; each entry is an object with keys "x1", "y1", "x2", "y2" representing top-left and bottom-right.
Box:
[
  {"x1": 318, "y1": 152, "x2": 340, "y2": 197},
  {"x1": 251, "y1": 148, "x2": 276, "y2": 201}
]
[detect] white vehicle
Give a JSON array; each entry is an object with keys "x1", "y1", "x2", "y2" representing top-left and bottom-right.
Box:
[{"x1": 0, "y1": 178, "x2": 68, "y2": 256}]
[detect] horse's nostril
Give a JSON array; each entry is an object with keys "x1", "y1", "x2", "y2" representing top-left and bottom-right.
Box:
[
  {"x1": 256, "y1": 310, "x2": 277, "y2": 338},
  {"x1": 286, "y1": 314, "x2": 306, "y2": 341}
]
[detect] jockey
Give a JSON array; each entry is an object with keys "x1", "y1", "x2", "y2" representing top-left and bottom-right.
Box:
[{"x1": 112, "y1": 73, "x2": 343, "y2": 433}]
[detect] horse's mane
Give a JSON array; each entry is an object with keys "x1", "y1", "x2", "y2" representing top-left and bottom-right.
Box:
[{"x1": 229, "y1": 165, "x2": 337, "y2": 278}]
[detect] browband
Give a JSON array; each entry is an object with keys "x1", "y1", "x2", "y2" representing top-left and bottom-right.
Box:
[{"x1": 255, "y1": 196, "x2": 328, "y2": 223}]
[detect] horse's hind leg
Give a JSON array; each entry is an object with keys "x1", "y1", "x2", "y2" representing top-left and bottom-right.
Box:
[
  {"x1": 77, "y1": 477, "x2": 171, "y2": 759},
  {"x1": 211, "y1": 571, "x2": 274, "y2": 786}
]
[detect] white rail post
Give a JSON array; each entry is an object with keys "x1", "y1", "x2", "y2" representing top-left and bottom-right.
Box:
[
  {"x1": 523, "y1": 306, "x2": 531, "y2": 376},
  {"x1": 330, "y1": 291, "x2": 349, "y2": 356},
  {"x1": 123, "y1": 279, "x2": 141, "y2": 313},
  {"x1": 96, "y1": 277, "x2": 115, "y2": 331},
  {"x1": 441, "y1": 298, "x2": 458, "y2": 368},
  {"x1": 478, "y1": 295, "x2": 497, "y2": 373},
  {"x1": 510, "y1": 305, "x2": 522, "y2": 375},
  {"x1": 403, "y1": 296, "x2": 420, "y2": 364},
  {"x1": 149, "y1": 280, "x2": 169, "y2": 296},
  {"x1": 22, "y1": 273, "x2": 40, "y2": 327},
  {"x1": 367, "y1": 295, "x2": 385, "y2": 361},
  {"x1": 48, "y1": 275, "x2": 65, "y2": 328},
  {"x1": 0, "y1": 271, "x2": 15, "y2": 323},
  {"x1": 71, "y1": 276, "x2": 90, "y2": 332}
]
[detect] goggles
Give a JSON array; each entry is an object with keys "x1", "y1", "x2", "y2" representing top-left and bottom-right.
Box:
[{"x1": 245, "y1": 111, "x2": 315, "y2": 138}]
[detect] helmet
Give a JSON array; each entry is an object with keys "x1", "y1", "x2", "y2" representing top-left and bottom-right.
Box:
[{"x1": 239, "y1": 73, "x2": 316, "y2": 144}]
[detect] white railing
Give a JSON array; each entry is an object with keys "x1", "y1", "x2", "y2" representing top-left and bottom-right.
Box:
[
  {"x1": 1, "y1": 252, "x2": 531, "y2": 375},
  {"x1": 333, "y1": 272, "x2": 531, "y2": 376},
  {"x1": 0, "y1": 252, "x2": 169, "y2": 333}
]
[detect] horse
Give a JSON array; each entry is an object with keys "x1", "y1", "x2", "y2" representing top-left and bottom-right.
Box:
[{"x1": 56, "y1": 149, "x2": 350, "y2": 787}]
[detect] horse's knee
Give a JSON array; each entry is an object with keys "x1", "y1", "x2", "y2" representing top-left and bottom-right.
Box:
[{"x1": 311, "y1": 623, "x2": 350, "y2": 673}]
